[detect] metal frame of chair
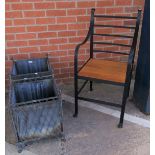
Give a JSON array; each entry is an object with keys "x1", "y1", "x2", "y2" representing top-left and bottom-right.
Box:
[{"x1": 73, "y1": 8, "x2": 142, "y2": 128}]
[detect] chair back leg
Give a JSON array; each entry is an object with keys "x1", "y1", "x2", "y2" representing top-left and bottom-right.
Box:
[{"x1": 90, "y1": 81, "x2": 93, "y2": 91}]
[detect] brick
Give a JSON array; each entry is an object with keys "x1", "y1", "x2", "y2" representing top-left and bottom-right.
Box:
[
  {"x1": 38, "y1": 32, "x2": 57, "y2": 38},
  {"x1": 5, "y1": 20, "x2": 12, "y2": 26},
  {"x1": 96, "y1": 0, "x2": 114, "y2": 7},
  {"x1": 49, "y1": 38, "x2": 67, "y2": 44},
  {"x1": 5, "y1": 27, "x2": 25, "y2": 33},
  {"x1": 34, "y1": 2, "x2": 55, "y2": 9},
  {"x1": 120, "y1": 46, "x2": 131, "y2": 51},
  {"x1": 57, "y1": 17, "x2": 76, "y2": 23},
  {"x1": 77, "y1": 16, "x2": 90, "y2": 22},
  {"x1": 48, "y1": 51, "x2": 67, "y2": 57},
  {"x1": 61, "y1": 68, "x2": 73, "y2": 73},
  {"x1": 16, "y1": 33, "x2": 36, "y2": 40},
  {"x1": 5, "y1": 4, "x2": 10, "y2": 10},
  {"x1": 67, "y1": 9, "x2": 86, "y2": 16},
  {"x1": 6, "y1": 48, "x2": 18, "y2": 54},
  {"x1": 55, "y1": 73, "x2": 70, "y2": 78},
  {"x1": 52, "y1": 62, "x2": 69, "y2": 69},
  {"x1": 46, "y1": 10, "x2": 66, "y2": 16},
  {"x1": 104, "y1": 46, "x2": 119, "y2": 51},
  {"x1": 6, "y1": 0, "x2": 20, "y2": 2},
  {"x1": 115, "y1": 0, "x2": 132, "y2": 6},
  {"x1": 24, "y1": 11, "x2": 45, "y2": 17},
  {"x1": 29, "y1": 39, "x2": 48, "y2": 46},
  {"x1": 6, "y1": 11, "x2": 22, "y2": 18},
  {"x1": 48, "y1": 24, "x2": 67, "y2": 31},
  {"x1": 14, "y1": 19, "x2": 35, "y2": 25},
  {"x1": 7, "y1": 40, "x2": 27, "y2": 47},
  {"x1": 69, "y1": 37, "x2": 85, "y2": 43},
  {"x1": 133, "y1": 0, "x2": 144, "y2": 6},
  {"x1": 36, "y1": 18, "x2": 55, "y2": 24},
  {"x1": 27, "y1": 26, "x2": 47, "y2": 32},
  {"x1": 10, "y1": 54, "x2": 29, "y2": 60},
  {"x1": 6, "y1": 34, "x2": 15, "y2": 40},
  {"x1": 19, "y1": 47, "x2": 38, "y2": 53},
  {"x1": 104, "y1": 20, "x2": 123, "y2": 25},
  {"x1": 22, "y1": 0, "x2": 43, "y2": 2},
  {"x1": 124, "y1": 20, "x2": 136, "y2": 25},
  {"x1": 113, "y1": 28, "x2": 131, "y2": 33},
  {"x1": 48, "y1": 57, "x2": 60, "y2": 63},
  {"x1": 12, "y1": 3, "x2": 33, "y2": 10},
  {"x1": 56, "y1": 2, "x2": 75, "y2": 8},
  {"x1": 77, "y1": 30, "x2": 88, "y2": 36},
  {"x1": 77, "y1": 1, "x2": 95, "y2": 8},
  {"x1": 58, "y1": 31, "x2": 76, "y2": 37},
  {"x1": 40, "y1": 45, "x2": 58, "y2": 51},
  {"x1": 113, "y1": 39, "x2": 129, "y2": 44},
  {"x1": 53, "y1": 70, "x2": 60, "y2": 75},
  {"x1": 30, "y1": 53, "x2": 48, "y2": 58},
  {"x1": 60, "y1": 56, "x2": 74, "y2": 62},
  {"x1": 125, "y1": 7, "x2": 139, "y2": 13},
  {"x1": 95, "y1": 8, "x2": 106, "y2": 14},
  {"x1": 95, "y1": 28, "x2": 112, "y2": 34},
  {"x1": 68, "y1": 24, "x2": 87, "y2": 30},
  {"x1": 95, "y1": 53, "x2": 111, "y2": 58},
  {"x1": 59, "y1": 44, "x2": 75, "y2": 50},
  {"x1": 106, "y1": 7, "x2": 124, "y2": 14},
  {"x1": 5, "y1": 61, "x2": 12, "y2": 68}
]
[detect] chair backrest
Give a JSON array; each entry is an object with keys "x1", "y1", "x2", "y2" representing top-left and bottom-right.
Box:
[{"x1": 89, "y1": 8, "x2": 142, "y2": 64}]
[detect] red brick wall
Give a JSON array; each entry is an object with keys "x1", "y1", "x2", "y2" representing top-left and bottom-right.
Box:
[{"x1": 5, "y1": 0, "x2": 144, "y2": 89}]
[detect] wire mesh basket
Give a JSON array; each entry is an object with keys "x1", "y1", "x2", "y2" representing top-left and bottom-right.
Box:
[
  {"x1": 11, "y1": 57, "x2": 52, "y2": 81},
  {"x1": 9, "y1": 77, "x2": 63, "y2": 152}
]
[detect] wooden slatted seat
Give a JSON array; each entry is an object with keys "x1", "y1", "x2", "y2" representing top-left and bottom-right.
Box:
[{"x1": 79, "y1": 59, "x2": 127, "y2": 84}]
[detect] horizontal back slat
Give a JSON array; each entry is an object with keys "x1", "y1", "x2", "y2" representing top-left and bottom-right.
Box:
[
  {"x1": 93, "y1": 41, "x2": 131, "y2": 47},
  {"x1": 94, "y1": 15, "x2": 137, "y2": 19},
  {"x1": 93, "y1": 33, "x2": 134, "y2": 38}
]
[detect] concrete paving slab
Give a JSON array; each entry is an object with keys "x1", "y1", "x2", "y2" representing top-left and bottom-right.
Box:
[
  {"x1": 5, "y1": 142, "x2": 36, "y2": 155},
  {"x1": 6, "y1": 101, "x2": 149, "y2": 155}
]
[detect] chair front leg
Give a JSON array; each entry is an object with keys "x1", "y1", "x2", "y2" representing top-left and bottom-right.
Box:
[
  {"x1": 73, "y1": 75, "x2": 78, "y2": 117},
  {"x1": 118, "y1": 84, "x2": 129, "y2": 128}
]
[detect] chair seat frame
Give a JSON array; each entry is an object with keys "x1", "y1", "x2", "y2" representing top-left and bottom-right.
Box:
[{"x1": 73, "y1": 8, "x2": 142, "y2": 128}]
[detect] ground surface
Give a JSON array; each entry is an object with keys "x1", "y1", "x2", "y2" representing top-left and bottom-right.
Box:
[
  {"x1": 5, "y1": 80, "x2": 150, "y2": 155},
  {"x1": 6, "y1": 102, "x2": 149, "y2": 155}
]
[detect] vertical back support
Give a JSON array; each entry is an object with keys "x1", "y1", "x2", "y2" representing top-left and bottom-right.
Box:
[
  {"x1": 129, "y1": 9, "x2": 142, "y2": 65},
  {"x1": 118, "y1": 10, "x2": 142, "y2": 128},
  {"x1": 90, "y1": 8, "x2": 95, "y2": 58}
]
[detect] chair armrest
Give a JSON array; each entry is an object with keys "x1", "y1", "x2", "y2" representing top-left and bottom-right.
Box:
[{"x1": 74, "y1": 28, "x2": 92, "y2": 74}]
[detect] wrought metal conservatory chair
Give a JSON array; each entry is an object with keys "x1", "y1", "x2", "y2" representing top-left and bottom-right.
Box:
[{"x1": 73, "y1": 8, "x2": 142, "y2": 128}]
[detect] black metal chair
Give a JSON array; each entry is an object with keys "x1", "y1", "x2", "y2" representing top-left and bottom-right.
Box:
[{"x1": 73, "y1": 8, "x2": 142, "y2": 128}]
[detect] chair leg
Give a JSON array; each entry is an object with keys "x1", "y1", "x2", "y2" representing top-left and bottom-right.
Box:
[
  {"x1": 118, "y1": 85, "x2": 128, "y2": 128},
  {"x1": 73, "y1": 77, "x2": 78, "y2": 117},
  {"x1": 127, "y1": 79, "x2": 131, "y2": 98},
  {"x1": 90, "y1": 81, "x2": 93, "y2": 91}
]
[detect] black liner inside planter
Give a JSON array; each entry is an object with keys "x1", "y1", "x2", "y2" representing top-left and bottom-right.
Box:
[
  {"x1": 12, "y1": 78, "x2": 57, "y2": 105},
  {"x1": 11, "y1": 57, "x2": 52, "y2": 80},
  {"x1": 10, "y1": 78, "x2": 62, "y2": 142}
]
